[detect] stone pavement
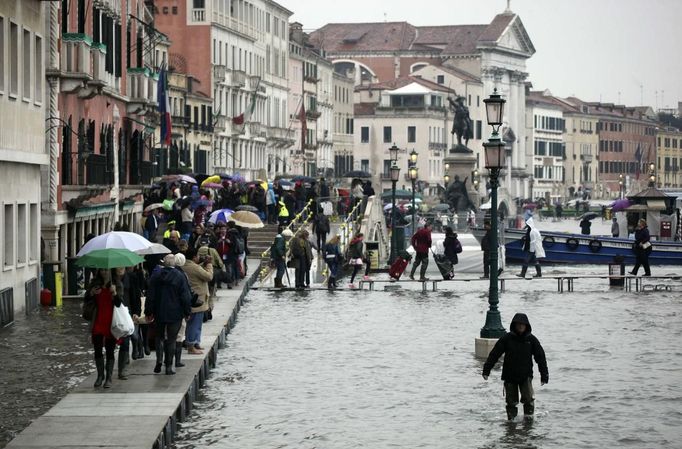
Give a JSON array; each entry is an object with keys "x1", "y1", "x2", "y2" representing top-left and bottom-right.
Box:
[{"x1": 6, "y1": 273, "x2": 254, "y2": 449}]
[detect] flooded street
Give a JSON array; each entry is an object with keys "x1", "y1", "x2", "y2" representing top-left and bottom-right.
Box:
[
  {"x1": 173, "y1": 268, "x2": 682, "y2": 448},
  {"x1": 0, "y1": 301, "x2": 92, "y2": 448}
]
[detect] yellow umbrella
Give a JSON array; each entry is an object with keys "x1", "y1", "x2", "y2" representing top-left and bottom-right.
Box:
[{"x1": 201, "y1": 175, "x2": 221, "y2": 187}]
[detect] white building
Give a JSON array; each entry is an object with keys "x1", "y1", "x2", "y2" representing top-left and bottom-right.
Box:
[
  {"x1": 0, "y1": 0, "x2": 47, "y2": 318},
  {"x1": 332, "y1": 71, "x2": 355, "y2": 178},
  {"x1": 526, "y1": 90, "x2": 566, "y2": 201}
]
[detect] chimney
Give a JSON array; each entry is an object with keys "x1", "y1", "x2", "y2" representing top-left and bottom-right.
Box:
[{"x1": 290, "y1": 22, "x2": 304, "y2": 45}]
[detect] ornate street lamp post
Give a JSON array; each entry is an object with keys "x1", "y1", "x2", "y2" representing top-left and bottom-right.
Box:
[
  {"x1": 648, "y1": 162, "x2": 656, "y2": 188},
  {"x1": 388, "y1": 144, "x2": 401, "y2": 263},
  {"x1": 480, "y1": 89, "x2": 507, "y2": 340},
  {"x1": 619, "y1": 174, "x2": 624, "y2": 199},
  {"x1": 409, "y1": 150, "x2": 418, "y2": 234}
]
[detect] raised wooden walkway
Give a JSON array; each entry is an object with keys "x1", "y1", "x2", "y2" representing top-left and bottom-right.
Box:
[{"x1": 6, "y1": 271, "x2": 257, "y2": 449}]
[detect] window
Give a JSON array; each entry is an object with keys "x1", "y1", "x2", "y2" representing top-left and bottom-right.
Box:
[
  {"x1": 383, "y1": 126, "x2": 392, "y2": 143},
  {"x1": 30, "y1": 204, "x2": 37, "y2": 261},
  {"x1": 361, "y1": 126, "x2": 369, "y2": 143},
  {"x1": 23, "y1": 29, "x2": 31, "y2": 101},
  {"x1": 436, "y1": 75, "x2": 444, "y2": 85},
  {"x1": 4, "y1": 204, "x2": 13, "y2": 267},
  {"x1": 0, "y1": 17, "x2": 4, "y2": 93},
  {"x1": 361, "y1": 159, "x2": 369, "y2": 172},
  {"x1": 17, "y1": 204, "x2": 26, "y2": 264},
  {"x1": 476, "y1": 120, "x2": 482, "y2": 140},
  {"x1": 383, "y1": 159, "x2": 392, "y2": 176},
  {"x1": 407, "y1": 126, "x2": 416, "y2": 143},
  {"x1": 10, "y1": 21, "x2": 18, "y2": 96}
]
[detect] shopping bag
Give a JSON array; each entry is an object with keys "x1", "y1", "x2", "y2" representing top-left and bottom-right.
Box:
[{"x1": 111, "y1": 304, "x2": 135, "y2": 339}]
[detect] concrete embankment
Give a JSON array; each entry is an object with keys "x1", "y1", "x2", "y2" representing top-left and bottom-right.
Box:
[{"x1": 6, "y1": 269, "x2": 257, "y2": 449}]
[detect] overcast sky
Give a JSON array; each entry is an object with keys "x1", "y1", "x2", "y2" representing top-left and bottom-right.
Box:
[{"x1": 284, "y1": 0, "x2": 681, "y2": 110}]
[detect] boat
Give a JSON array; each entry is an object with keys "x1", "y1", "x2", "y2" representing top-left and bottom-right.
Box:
[
  {"x1": 472, "y1": 186, "x2": 682, "y2": 265},
  {"x1": 471, "y1": 227, "x2": 682, "y2": 265}
]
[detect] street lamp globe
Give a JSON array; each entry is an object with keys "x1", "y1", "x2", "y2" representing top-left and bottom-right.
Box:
[
  {"x1": 409, "y1": 166, "x2": 418, "y2": 181},
  {"x1": 483, "y1": 137, "x2": 506, "y2": 170},
  {"x1": 445, "y1": 163, "x2": 450, "y2": 171},
  {"x1": 483, "y1": 88, "x2": 506, "y2": 128},
  {"x1": 410, "y1": 149, "x2": 418, "y2": 165},
  {"x1": 444, "y1": 174, "x2": 450, "y2": 184},
  {"x1": 649, "y1": 163, "x2": 655, "y2": 172},
  {"x1": 389, "y1": 144, "x2": 400, "y2": 162},
  {"x1": 390, "y1": 164, "x2": 401, "y2": 182}
]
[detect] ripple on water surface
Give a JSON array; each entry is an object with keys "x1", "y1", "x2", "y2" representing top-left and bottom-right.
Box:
[{"x1": 173, "y1": 272, "x2": 682, "y2": 448}]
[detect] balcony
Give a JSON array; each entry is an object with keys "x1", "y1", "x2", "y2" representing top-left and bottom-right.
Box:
[
  {"x1": 429, "y1": 142, "x2": 447, "y2": 151},
  {"x1": 60, "y1": 33, "x2": 92, "y2": 93},
  {"x1": 89, "y1": 43, "x2": 107, "y2": 89},
  {"x1": 171, "y1": 114, "x2": 188, "y2": 128},
  {"x1": 304, "y1": 142, "x2": 318, "y2": 151},
  {"x1": 214, "y1": 116, "x2": 226, "y2": 131},
  {"x1": 126, "y1": 68, "x2": 155, "y2": 115},
  {"x1": 229, "y1": 70, "x2": 246, "y2": 87},
  {"x1": 580, "y1": 153, "x2": 593, "y2": 163},
  {"x1": 248, "y1": 75, "x2": 260, "y2": 91},
  {"x1": 304, "y1": 75, "x2": 318, "y2": 84},
  {"x1": 214, "y1": 64, "x2": 226, "y2": 84},
  {"x1": 306, "y1": 109, "x2": 322, "y2": 121},
  {"x1": 248, "y1": 122, "x2": 264, "y2": 138},
  {"x1": 191, "y1": 8, "x2": 206, "y2": 22}
]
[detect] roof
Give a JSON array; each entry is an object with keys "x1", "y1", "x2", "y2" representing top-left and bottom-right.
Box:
[
  {"x1": 358, "y1": 75, "x2": 456, "y2": 94},
  {"x1": 387, "y1": 82, "x2": 434, "y2": 95},
  {"x1": 423, "y1": 63, "x2": 481, "y2": 83},
  {"x1": 354, "y1": 103, "x2": 377, "y2": 116},
  {"x1": 310, "y1": 14, "x2": 523, "y2": 56},
  {"x1": 629, "y1": 187, "x2": 668, "y2": 199}
]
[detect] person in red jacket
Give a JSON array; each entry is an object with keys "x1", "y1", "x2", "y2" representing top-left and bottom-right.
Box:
[{"x1": 409, "y1": 222, "x2": 432, "y2": 281}]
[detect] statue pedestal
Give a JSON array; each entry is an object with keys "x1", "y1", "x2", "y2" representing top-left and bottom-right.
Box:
[{"x1": 445, "y1": 146, "x2": 480, "y2": 208}]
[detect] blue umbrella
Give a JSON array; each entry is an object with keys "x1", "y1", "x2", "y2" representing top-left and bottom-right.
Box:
[{"x1": 208, "y1": 208, "x2": 234, "y2": 224}]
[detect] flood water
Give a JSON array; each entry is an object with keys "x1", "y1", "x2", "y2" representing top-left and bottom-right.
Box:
[
  {"x1": 0, "y1": 301, "x2": 92, "y2": 448},
  {"x1": 173, "y1": 267, "x2": 682, "y2": 448}
]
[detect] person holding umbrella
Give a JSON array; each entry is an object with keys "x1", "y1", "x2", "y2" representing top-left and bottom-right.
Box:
[
  {"x1": 579, "y1": 217, "x2": 592, "y2": 235},
  {"x1": 83, "y1": 269, "x2": 123, "y2": 388},
  {"x1": 631, "y1": 219, "x2": 652, "y2": 276}
]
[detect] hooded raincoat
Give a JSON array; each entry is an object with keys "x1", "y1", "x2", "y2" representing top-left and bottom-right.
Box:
[{"x1": 482, "y1": 313, "x2": 549, "y2": 385}]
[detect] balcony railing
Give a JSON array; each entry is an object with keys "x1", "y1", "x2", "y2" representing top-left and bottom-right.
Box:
[
  {"x1": 60, "y1": 33, "x2": 92, "y2": 93},
  {"x1": 214, "y1": 64, "x2": 226, "y2": 83},
  {"x1": 428, "y1": 142, "x2": 447, "y2": 151},
  {"x1": 248, "y1": 122, "x2": 262, "y2": 137},
  {"x1": 229, "y1": 70, "x2": 246, "y2": 87},
  {"x1": 248, "y1": 76, "x2": 260, "y2": 91},
  {"x1": 304, "y1": 142, "x2": 318, "y2": 150},
  {"x1": 127, "y1": 68, "x2": 156, "y2": 114},
  {"x1": 306, "y1": 109, "x2": 322, "y2": 120},
  {"x1": 90, "y1": 43, "x2": 107, "y2": 88},
  {"x1": 191, "y1": 8, "x2": 206, "y2": 22},
  {"x1": 86, "y1": 154, "x2": 110, "y2": 185}
]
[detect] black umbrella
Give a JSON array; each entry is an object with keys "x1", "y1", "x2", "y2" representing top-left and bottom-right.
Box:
[
  {"x1": 291, "y1": 175, "x2": 315, "y2": 183},
  {"x1": 579, "y1": 211, "x2": 599, "y2": 221},
  {"x1": 342, "y1": 170, "x2": 372, "y2": 179},
  {"x1": 235, "y1": 205, "x2": 259, "y2": 212}
]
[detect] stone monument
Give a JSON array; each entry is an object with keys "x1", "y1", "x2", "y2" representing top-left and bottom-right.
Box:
[{"x1": 444, "y1": 95, "x2": 479, "y2": 214}]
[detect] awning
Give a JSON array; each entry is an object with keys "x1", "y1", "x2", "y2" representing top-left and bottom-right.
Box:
[{"x1": 647, "y1": 200, "x2": 667, "y2": 210}]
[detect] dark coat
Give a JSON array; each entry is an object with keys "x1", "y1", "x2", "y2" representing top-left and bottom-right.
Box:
[
  {"x1": 313, "y1": 215, "x2": 330, "y2": 234},
  {"x1": 635, "y1": 226, "x2": 651, "y2": 248},
  {"x1": 443, "y1": 235, "x2": 462, "y2": 264},
  {"x1": 580, "y1": 219, "x2": 591, "y2": 235},
  {"x1": 481, "y1": 229, "x2": 491, "y2": 252},
  {"x1": 145, "y1": 266, "x2": 192, "y2": 324},
  {"x1": 348, "y1": 238, "x2": 364, "y2": 259},
  {"x1": 482, "y1": 313, "x2": 549, "y2": 384}
]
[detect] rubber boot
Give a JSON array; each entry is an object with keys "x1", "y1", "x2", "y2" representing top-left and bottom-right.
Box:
[
  {"x1": 518, "y1": 266, "x2": 527, "y2": 278},
  {"x1": 534, "y1": 265, "x2": 542, "y2": 278},
  {"x1": 419, "y1": 262, "x2": 429, "y2": 281},
  {"x1": 94, "y1": 356, "x2": 105, "y2": 388},
  {"x1": 103, "y1": 359, "x2": 115, "y2": 388},
  {"x1": 328, "y1": 277, "x2": 335, "y2": 290},
  {"x1": 506, "y1": 405, "x2": 518, "y2": 420},
  {"x1": 143, "y1": 326, "x2": 151, "y2": 356},
  {"x1": 174, "y1": 344, "x2": 185, "y2": 368},
  {"x1": 154, "y1": 338, "x2": 163, "y2": 374},
  {"x1": 117, "y1": 351, "x2": 129, "y2": 380},
  {"x1": 523, "y1": 402, "x2": 535, "y2": 416},
  {"x1": 164, "y1": 341, "x2": 176, "y2": 375}
]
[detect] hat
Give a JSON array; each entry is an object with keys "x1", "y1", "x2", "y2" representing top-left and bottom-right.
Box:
[
  {"x1": 174, "y1": 253, "x2": 186, "y2": 267},
  {"x1": 282, "y1": 229, "x2": 294, "y2": 238},
  {"x1": 197, "y1": 246, "x2": 210, "y2": 258},
  {"x1": 163, "y1": 254, "x2": 176, "y2": 267}
]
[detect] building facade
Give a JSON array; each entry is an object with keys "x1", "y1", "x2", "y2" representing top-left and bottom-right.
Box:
[
  {"x1": 310, "y1": 8, "x2": 536, "y2": 202},
  {"x1": 0, "y1": 0, "x2": 48, "y2": 317},
  {"x1": 657, "y1": 127, "x2": 682, "y2": 189},
  {"x1": 526, "y1": 90, "x2": 566, "y2": 202},
  {"x1": 154, "y1": 0, "x2": 293, "y2": 180},
  {"x1": 39, "y1": 0, "x2": 161, "y2": 297},
  {"x1": 332, "y1": 71, "x2": 355, "y2": 179},
  {"x1": 559, "y1": 100, "x2": 600, "y2": 198}
]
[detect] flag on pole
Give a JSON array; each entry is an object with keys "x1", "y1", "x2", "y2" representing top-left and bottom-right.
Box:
[
  {"x1": 157, "y1": 66, "x2": 171, "y2": 146},
  {"x1": 233, "y1": 78, "x2": 260, "y2": 126},
  {"x1": 634, "y1": 144, "x2": 642, "y2": 180},
  {"x1": 299, "y1": 101, "x2": 307, "y2": 150}
]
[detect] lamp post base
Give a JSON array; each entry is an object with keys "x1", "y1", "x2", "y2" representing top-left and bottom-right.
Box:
[{"x1": 475, "y1": 337, "x2": 499, "y2": 359}]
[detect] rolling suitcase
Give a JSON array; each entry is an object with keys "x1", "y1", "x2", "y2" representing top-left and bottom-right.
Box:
[
  {"x1": 433, "y1": 253, "x2": 455, "y2": 280},
  {"x1": 389, "y1": 251, "x2": 412, "y2": 280}
]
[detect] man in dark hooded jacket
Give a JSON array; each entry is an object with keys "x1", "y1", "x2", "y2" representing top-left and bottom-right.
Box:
[{"x1": 482, "y1": 313, "x2": 549, "y2": 420}]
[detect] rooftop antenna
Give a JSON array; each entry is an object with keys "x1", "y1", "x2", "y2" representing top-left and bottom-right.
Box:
[
  {"x1": 505, "y1": 0, "x2": 512, "y2": 12},
  {"x1": 640, "y1": 84, "x2": 644, "y2": 106}
]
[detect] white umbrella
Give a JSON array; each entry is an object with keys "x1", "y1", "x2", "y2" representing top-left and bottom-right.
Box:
[
  {"x1": 77, "y1": 231, "x2": 153, "y2": 257},
  {"x1": 135, "y1": 243, "x2": 171, "y2": 255}
]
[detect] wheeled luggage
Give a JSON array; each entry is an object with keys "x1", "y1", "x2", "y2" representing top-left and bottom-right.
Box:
[
  {"x1": 433, "y1": 253, "x2": 455, "y2": 280},
  {"x1": 389, "y1": 251, "x2": 412, "y2": 280}
]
